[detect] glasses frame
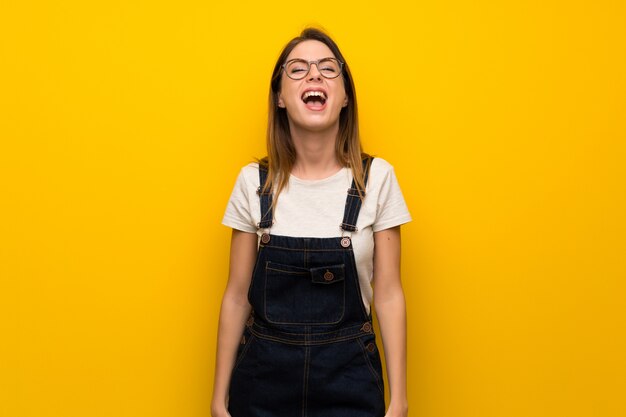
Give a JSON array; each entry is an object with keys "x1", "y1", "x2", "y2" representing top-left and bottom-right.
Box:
[{"x1": 282, "y1": 57, "x2": 344, "y2": 80}]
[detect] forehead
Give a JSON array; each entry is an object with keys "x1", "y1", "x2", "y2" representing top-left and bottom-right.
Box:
[{"x1": 286, "y1": 40, "x2": 336, "y2": 61}]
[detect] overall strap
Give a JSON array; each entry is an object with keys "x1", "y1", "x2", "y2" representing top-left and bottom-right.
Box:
[
  {"x1": 340, "y1": 157, "x2": 373, "y2": 232},
  {"x1": 257, "y1": 165, "x2": 273, "y2": 229}
]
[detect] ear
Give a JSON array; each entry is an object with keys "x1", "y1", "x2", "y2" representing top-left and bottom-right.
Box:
[
  {"x1": 277, "y1": 93, "x2": 286, "y2": 108},
  {"x1": 342, "y1": 97, "x2": 348, "y2": 107}
]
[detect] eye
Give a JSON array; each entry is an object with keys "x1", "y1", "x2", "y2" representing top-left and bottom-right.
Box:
[
  {"x1": 286, "y1": 60, "x2": 308, "y2": 74},
  {"x1": 319, "y1": 59, "x2": 339, "y2": 74}
]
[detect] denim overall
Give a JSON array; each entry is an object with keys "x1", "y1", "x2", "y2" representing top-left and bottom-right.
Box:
[{"x1": 229, "y1": 158, "x2": 385, "y2": 417}]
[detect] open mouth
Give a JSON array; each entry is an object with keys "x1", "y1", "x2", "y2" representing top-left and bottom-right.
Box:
[{"x1": 301, "y1": 90, "x2": 327, "y2": 110}]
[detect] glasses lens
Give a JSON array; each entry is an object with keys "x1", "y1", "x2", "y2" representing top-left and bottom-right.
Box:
[
  {"x1": 285, "y1": 60, "x2": 309, "y2": 80},
  {"x1": 318, "y1": 58, "x2": 341, "y2": 79}
]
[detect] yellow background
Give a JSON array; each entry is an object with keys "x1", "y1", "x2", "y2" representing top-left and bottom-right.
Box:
[{"x1": 2, "y1": 1, "x2": 625, "y2": 416}]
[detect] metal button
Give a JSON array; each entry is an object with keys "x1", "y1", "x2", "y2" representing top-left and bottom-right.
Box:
[
  {"x1": 366, "y1": 342, "x2": 376, "y2": 352},
  {"x1": 246, "y1": 316, "x2": 254, "y2": 327},
  {"x1": 323, "y1": 271, "x2": 334, "y2": 281},
  {"x1": 340, "y1": 237, "x2": 351, "y2": 248},
  {"x1": 261, "y1": 233, "x2": 270, "y2": 244},
  {"x1": 361, "y1": 322, "x2": 372, "y2": 333}
]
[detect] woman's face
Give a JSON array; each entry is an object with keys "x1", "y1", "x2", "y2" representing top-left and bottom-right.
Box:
[{"x1": 277, "y1": 40, "x2": 348, "y2": 134}]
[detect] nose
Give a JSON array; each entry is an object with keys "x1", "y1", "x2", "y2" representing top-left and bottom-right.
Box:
[{"x1": 307, "y1": 63, "x2": 322, "y2": 81}]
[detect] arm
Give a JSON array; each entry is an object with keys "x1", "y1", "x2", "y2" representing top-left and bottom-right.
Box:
[
  {"x1": 211, "y1": 229, "x2": 258, "y2": 417},
  {"x1": 373, "y1": 226, "x2": 409, "y2": 417}
]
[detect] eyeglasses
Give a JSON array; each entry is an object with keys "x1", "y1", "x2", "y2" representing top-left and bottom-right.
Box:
[{"x1": 282, "y1": 58, "x2": 344, "y2": 80}]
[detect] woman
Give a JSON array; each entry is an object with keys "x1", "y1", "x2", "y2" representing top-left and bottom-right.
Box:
[{"x1": 212, "y1": 28, "x2": 411, "y2": 417}]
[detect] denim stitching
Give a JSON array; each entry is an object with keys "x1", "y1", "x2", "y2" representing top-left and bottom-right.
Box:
[
  {"x1": 302, "y1": 346, "x2": 310, "y2": 417},
  {"x1": 340, "y1": 157, "x2": 371, "y2": 232},
  {"x1": 341, "y1": 194, "x2": 356, "y2": 231},
  {"x1": 356, "y1": 338, "x2": 384, "y2": 397},
  {"x1": 262, "y1": 246, "x2": 353, "y2": 252},
  {"x1": 303, "y1": 246, "x2": 308, "y2": 268},
  {"x1": 232, "y1": 333, "x2": 256, "y2": 372},
  {"x1": 266, "y1": 267, "x2": 309, "y2": 275},
  {"x1": 258, "y1": 167, "x2": 273, "y2": 229},
  {"x1": 247, "y1": 247, "x2": 264, "y2": 305},
  {"x1": 252, "y1": 321, "x2": 364, "y2": 336},
  {"x1": 249, "y1": 330, "x2": 369, "y2": 346},
  {"x1": 247, "y1": 321, "x2": 373, "y2": 345},
  {"x1": 263, "y1": 263, "x2": 346, "y2": 326}
]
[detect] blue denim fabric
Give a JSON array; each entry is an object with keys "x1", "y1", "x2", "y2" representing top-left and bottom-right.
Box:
[{"x1": 229, "y1": 159, "x2": 385, "y2": 417}]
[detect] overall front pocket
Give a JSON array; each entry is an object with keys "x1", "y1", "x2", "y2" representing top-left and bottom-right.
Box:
[{"x1": 264, "y1": 261, "x2": 346, "y2": 325}]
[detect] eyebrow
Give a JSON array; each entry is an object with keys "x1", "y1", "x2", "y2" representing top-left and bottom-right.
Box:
[{"x1": 286, "y1": 57, "x2": 336, "y2": 61}]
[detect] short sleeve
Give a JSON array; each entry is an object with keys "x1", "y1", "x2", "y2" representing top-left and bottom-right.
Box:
[
  {"x1": 372, "y1": 165, "x2": 412, "y2": 232},
  {"x1": 222, "y1": 167, "x2": 258, "y2": 233}
]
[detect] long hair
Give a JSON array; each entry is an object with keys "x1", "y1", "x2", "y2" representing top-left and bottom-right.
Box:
[{"x1": 260, "y1": 27, "x2": 369, "y2": 202}]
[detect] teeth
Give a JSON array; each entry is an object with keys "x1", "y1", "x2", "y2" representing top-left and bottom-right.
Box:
[{"x1": 302, "y1": 91, "x2": 327, "y2": 100}]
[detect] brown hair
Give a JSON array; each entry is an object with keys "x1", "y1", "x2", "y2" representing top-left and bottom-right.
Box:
[{"x1": 260, "y1": 27, "x2": 370, "y2": 202}]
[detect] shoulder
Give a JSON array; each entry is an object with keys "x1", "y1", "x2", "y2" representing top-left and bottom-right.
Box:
[
  {"x1": 241, "y1": 161, "x2": 260, "y2": 174},
  {"x1": 369, "y1": 157, "x2": 394, "y2": 174},
  {"x1": 367, "y1": 157, "x2": 397, "y2": 185},
  {"x1": 236, "y1": 162, "x2": 261, "y2": 187},
  {"x1": 366, "y1": 157, "x2": 412, "y2": 229}
]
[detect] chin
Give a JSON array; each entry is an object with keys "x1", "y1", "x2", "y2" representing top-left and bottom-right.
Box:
[
  {"x1": 301, "y1": 119, "x2": 339, "y2": 132},
  {"x1": 287, "y1": 107, "x2": 341, "y2": 132}
]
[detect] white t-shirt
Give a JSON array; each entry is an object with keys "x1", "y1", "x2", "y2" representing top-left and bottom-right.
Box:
[{"x1": 222, "y1": 157, "x2": 412, "y2": 314}]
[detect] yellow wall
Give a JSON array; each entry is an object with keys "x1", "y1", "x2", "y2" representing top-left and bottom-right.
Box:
[{"x1": 2, "y1": 1, "x2": 625, "y2": 416}]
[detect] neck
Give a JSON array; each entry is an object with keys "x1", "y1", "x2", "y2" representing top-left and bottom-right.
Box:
[{"x1": 289, "y1": 124, "x2": 342, "y2": 180}]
